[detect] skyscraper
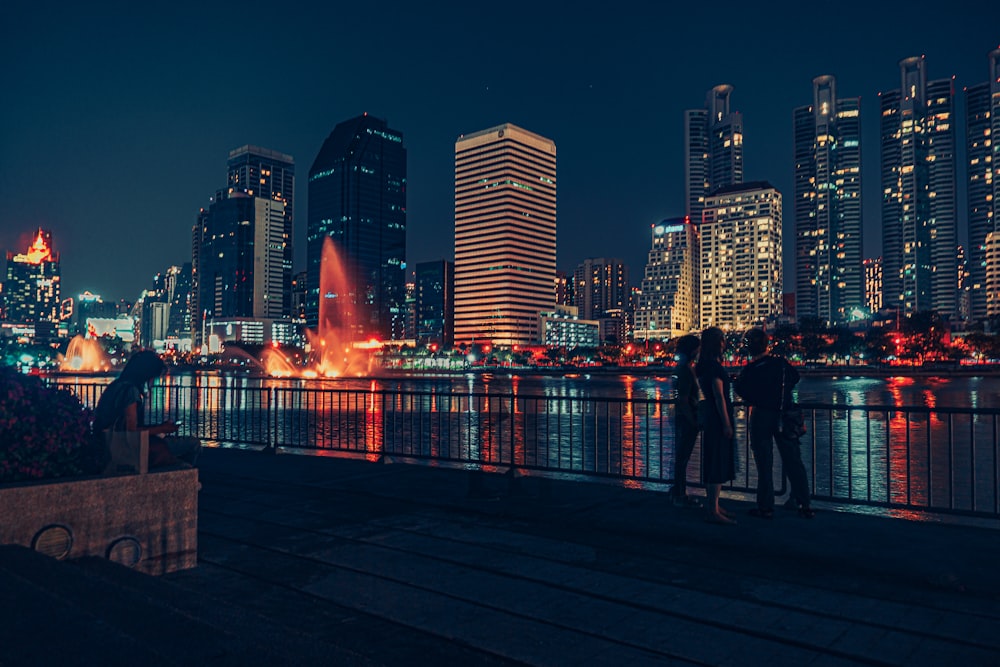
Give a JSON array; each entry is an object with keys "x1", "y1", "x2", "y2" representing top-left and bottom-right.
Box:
[
  {"x1": 880, "y1": 56, "x2": 958, "y2": 319},
  {"x1": 453, "y1": 123, "x2": 556, "y2": 347},
  {"x1": 964, "y1": 48, "x2": 1000, "y2": 323},
  {"x1": 794, "y1": 75, "x2": 863, "y2": 324},
  {"x1": 228, "y1": 146, "x2": 295, "y2": 317},
  {"x1": 700, "y1": 183, "x2": 782, "y2": 330},
  {"x1": 572, "y1": 258, "x2": 630, "y2": 321},
  {"x1": 685, "y1": 85, "x2": 744, "y2": 221},
  {"x1": 196, "y1": 192, "x2": 286, "y2": 322},
  {"x1": 3, "y1": 229, "x2": 61, "y2": 327},
  {"x1": 415, "y1": 260, "x2": 454, "y2": 347},
  {"x1": 307, "y1": 114, "x2": 407, "y2": 340},
  {"x1": 634, "y1": 217, "x2": 699, "y2": 340}
]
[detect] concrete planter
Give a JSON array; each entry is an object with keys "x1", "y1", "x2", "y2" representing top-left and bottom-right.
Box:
[{"x1": 0, "y1": 467, "x2": 198, "y2": 575}]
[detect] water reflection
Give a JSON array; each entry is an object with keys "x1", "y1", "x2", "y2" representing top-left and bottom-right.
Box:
[{"x1": 59, "y1": 371, "x2": 999, "y2": 515}]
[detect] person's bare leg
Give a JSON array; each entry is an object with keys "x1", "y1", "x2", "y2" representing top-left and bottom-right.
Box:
[{"x1": 706, "y1": 484, "x2": 735, "y2": 524}]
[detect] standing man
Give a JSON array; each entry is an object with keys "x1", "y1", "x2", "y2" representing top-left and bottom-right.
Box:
[{"x1": 734, "y1": 329, "x2": 815, "y2": 519}]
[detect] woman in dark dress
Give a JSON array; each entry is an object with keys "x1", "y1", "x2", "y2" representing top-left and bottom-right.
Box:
[{"x1": 695, "y1": 327, "x2": 736, "y2": 524}]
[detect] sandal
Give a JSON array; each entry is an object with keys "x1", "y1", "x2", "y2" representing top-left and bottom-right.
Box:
[
  {"x1": 748, "y1": 508, "x2": 775, "y2": 519},
  {"x1": 704, "y1": 511, "x2": 737, "y2": 526},
  {"x1": 798, "y1": 507, "x2": 816, "y2": 519}
]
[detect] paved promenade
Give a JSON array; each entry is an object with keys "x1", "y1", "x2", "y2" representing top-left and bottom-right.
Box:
[{"x1": 4, "y1": 447, "x2": 1000, "y2": 665}]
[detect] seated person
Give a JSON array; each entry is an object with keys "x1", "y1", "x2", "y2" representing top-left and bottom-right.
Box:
[{"x1": 93, "y1": 350, "x2": 200, "y2": 467}]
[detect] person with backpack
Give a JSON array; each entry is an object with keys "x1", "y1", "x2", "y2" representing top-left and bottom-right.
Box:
[{"x1": 734, "y1": 328, "x2": 814, "y2": 519}]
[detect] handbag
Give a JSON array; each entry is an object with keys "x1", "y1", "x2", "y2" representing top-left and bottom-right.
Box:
[
  {"x1": 103, "y1": 428, "x2": 150, "y2": 475},
  {"x1": 779, "y1": 365, "x2": 807, "y2": 439}
]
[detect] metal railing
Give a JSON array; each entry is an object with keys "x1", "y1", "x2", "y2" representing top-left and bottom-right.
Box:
[{"x1": 57, "y1": 379, "x2": 1000, "y2": 519}]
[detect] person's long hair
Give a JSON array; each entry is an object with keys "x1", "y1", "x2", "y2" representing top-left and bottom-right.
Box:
[
  {"x1": 699, "y1": 327, "x2": 725, "y2": 363},
  {"x1": 117, "y1": 350, "x2": 166, "y2": 387}
]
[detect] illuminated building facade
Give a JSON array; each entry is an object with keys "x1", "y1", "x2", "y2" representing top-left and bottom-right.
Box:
[
  {"x1": 572, "y1": 257, "x2": 629, "y2": 321},
  {"x1": 196, "y1": 192, "x2": 286, "y2": 323},
  {"x1": 166, "y1": 263, "x2": 193, "y2": 339},
  {"x1": 307, "y1": 114, "x2": 407, "y2": 339},
  {"x1": 965, "y1": 48, "x2": 1000, "y2": 323},
  {"x1": 416, "y1": 260, "x2": 454, "y2": 347},
  {"x1": 453, "y1": 123, "x2": 556, "y2": 347},
  {"x1": 864, "y1": 257, "x2": 883, "y2": 314},
  {"x1": 685, "y1": 85, "x2": 744, "y2": 221},
  {"x1": 228, "y1": 146, "x2": 295, "y2": 317},
  {"x1": 987, "y1": 233, "x2": 1000, "y2": 319},
  {"x1": 700, "y1": 183, "x2": 782, "y2": 330},
  {"x1": 3, "y1": 229, "x2": 61, "y2": 326},
  {"x1": 635, "y1": 217, "x2": 699, "y2": 340},
  {"x1": 880, "y1": 56, "x2": 958, "y2": 319},
  {"x1": 539, "y1": 306, "x2": 599, "y2": 348},
  {"x1": 794, "y1": 75, "x2": 863, "y2": 324}
]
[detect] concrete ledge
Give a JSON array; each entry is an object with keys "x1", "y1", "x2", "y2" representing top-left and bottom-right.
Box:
[{"x1": 0, "y1": 467, "x2": 198, "y2": 575}]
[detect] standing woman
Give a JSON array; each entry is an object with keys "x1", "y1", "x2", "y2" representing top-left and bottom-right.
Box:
[
  {"x1": 671, "y1": 334, "x2": 702, "y2": 508},
  {"x1": 696, "y1": 327, "x2": 736, "y2": 524}
]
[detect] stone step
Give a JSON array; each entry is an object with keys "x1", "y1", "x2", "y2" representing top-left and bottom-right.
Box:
[{"x1": 0, "y1": 545, "x2": 369, "y2": 666}]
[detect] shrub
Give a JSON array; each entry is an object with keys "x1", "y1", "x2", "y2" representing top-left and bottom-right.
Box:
[{"x1": 0, "y1": 366, "x2": 93, "y2": 482}]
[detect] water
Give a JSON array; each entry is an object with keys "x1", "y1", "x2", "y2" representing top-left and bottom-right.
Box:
[{"x1": 57, "y1": 370, "x2": 1000, "y2": 517}]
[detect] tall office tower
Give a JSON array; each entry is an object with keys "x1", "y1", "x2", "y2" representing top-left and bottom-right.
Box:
[
  {"x1": 190, "y1": 209, "x2": 208, "y2": 347},
  {"x1": 794, "y1": 76, "x2": 863, "y2": 324},
  {"x1": 228, "y1": 146, "x2": 295, "y2": 317},
  {"x1": 290, "y1": 271, "x2": 308, "y2": 322},
  {"x1": 453, "y1": 124, "x2": 557, "y2": 347},
  {"x1": 166, "y1": 263, "x2": 193, "y2": 338},
  {"x1": 685, "y1": 85, "x2": 744, "y2": 221},
  {"x1": 864, "y1": 257, "x2": 883, "y2": 314},
  {"x1": 987, "y1": 233, "x2": 1000, "y2": 318},
  {"x1": 965, "y1": 48, "x2": 1000, "y2": 323},
  {"x1": 957, "y1": 245, "x2": 971, "y2": 323},
  {"x1": 196, "y1": 192, "x2": 286, "y2": 322},
  {"x1": 572, "y1": 257, "x2": 630, "y2": 321},
  {"x1": 415, "y1": 260, "x2": 454, "y2": 347},
  {"x1": 700, "y1": 183, "x2": 782, "y2": 330},
  {"x1": 307, "y1": 114, "x2": 407, "y2": 339},
  {"x1": 880, "y1": 56, "x2": 959, "y2": 319},
  {"x1": 634, "y1": 217, "x2": 699, "y2": 340},
  {"x1": 555, "y1": 271, "x2": 570, "y2": 306},
  {"x1": 3, "y1": 229, "x2": 61, "y2": 326}
]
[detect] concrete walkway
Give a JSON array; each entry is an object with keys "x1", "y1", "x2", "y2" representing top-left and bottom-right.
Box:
[{"x1": 4, "y1": 447, "x2": 1000, "y2": 665}]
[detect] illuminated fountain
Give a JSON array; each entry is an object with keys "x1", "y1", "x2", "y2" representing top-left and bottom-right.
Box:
[
  {"x1": 262, "y1": 237, "x2": 378, "y2": 378},
  {"x1": 59, "y1": 335, "x2": 112, "y2": 373}
]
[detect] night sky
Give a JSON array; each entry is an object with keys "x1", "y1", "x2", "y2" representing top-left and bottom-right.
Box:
[{"x1": 2, "y1": 2, "x2": 996, "y2": 303}]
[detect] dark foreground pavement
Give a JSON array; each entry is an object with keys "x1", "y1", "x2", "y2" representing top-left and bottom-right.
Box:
[{"x1": 3, "y1": 446, "x2": 999, "y2": 666}]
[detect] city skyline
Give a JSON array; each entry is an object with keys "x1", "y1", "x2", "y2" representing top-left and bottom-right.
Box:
[{"x1": 1, "y1": 3, "x2": 996, "y2": 303}]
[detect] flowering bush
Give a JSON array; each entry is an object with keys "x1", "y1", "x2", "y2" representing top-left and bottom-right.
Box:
[{"x1": 0, "y1": 366, "x2": 93, "y2": 482}]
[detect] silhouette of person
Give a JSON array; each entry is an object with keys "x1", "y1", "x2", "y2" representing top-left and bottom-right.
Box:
[
  {"x1": 696, "y1": 327, "x2": 736, "y2": 524},
  {"x1": 734, "y1": 328, "x2": 814, "y2": 519},
  {"x1": 671, "y1": 334, "x2": 702, "y2": 508},
  {"x1": 93, "y1": 350, "x2": 200, "y2": 467}
]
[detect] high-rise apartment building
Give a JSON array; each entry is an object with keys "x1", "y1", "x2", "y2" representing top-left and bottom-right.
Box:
[
  {"x1": 228, "y1": 146, "x2": 295, "y2": 316},
  {"x1": 634, "y1": 218, "x2": 699, "y2": 340},
  {"x1": 880, "y1": 56, "x2": 958, "y2": 319},
  {"x1": 794, "y1": 75, "x2": 863, "y2": 324},
  {"x1": 965, "y1": 48, "x2": 1000, "y2": 323},
  {"x1": 415, "y1": 260, "x2": 454, "y2": 347},
  {"x1": 165, "y1": 263, "x2": 193, "y2": 339},
  {"x1": 685, "y1": 85, "x2": 744, "y2": 221},
  {"x1": 700, "y1": 183, "x2": 782, "y2": 330},
  {"x1": 3, "y1": 229, "x2": 61, "y2": 326},
  {"x1": 572, "y1": 257, "x2": 629, "y2": 321},
  {"x1": 453, "y1": 124, "x2": 556, "y2": 347},
  {"x1": 307, "y1": 114, "x2": 407, "y2": 340},
  {"x1": 196, "y1": 192, "x2": 286, "y2": 323},
  {"x1": 864, "y1": 257, "x2": 883, "y2": 314}
]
